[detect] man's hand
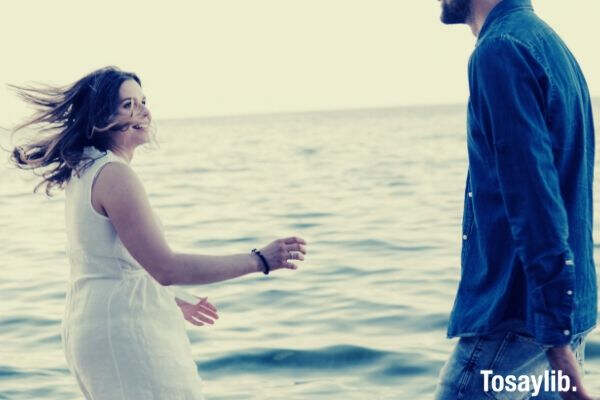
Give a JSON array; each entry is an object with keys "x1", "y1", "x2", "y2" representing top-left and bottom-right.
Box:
[{"x1": 546, "y1": 345, "x2": 596, "y2": 400}]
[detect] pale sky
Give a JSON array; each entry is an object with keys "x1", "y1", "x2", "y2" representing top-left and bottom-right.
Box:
[{"x1": 1, "y1": 0, "x2": 598, "y2": 122}]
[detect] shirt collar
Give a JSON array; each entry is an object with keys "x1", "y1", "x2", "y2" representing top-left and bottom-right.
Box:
[{"x1": 478, "y1": 0, "x2": 533, "y2": 39}]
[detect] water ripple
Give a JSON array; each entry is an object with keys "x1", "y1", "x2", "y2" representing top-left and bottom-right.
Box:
[{"x1": 199, "y1": 345, "x2": 390, "y2": 372}]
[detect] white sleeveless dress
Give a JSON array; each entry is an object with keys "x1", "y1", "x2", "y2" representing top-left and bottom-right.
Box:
[{"x1": 61, "y1": 147, "x2": 204, "y2": 400}]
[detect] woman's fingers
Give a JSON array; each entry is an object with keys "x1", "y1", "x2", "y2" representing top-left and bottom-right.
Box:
[
  {"x1": 283, "y1": 236, "x2": 306, "y2": 245},
  {"x1": 283, "y1": 261, "x2": 298, "y2": 270},
  {"x1": 287, "y1": 252, "x2": 305, "y2": 261},
  {"x1": 195, "y1": 304, "x2": 219, "y2": 320},
  {"x1": 183, "y1": 307, "x2": 217, "y2": 326},
  {"x1": 285, "y1": 243, "x2": 307, "y2": 254},
  {"x1": 191, "y1": 312, "x2": 216, "y2": 325},
  {"x1": 196, "y1": 297, "x2": 218, "y2": 312},
  {"x1": 204, "y1": 302, "x2": 218, "y2": 312}
]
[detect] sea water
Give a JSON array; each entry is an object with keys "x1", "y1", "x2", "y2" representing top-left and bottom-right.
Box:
[{"x1": 1, "y1": 104, "x2": 599, "y2": 399}]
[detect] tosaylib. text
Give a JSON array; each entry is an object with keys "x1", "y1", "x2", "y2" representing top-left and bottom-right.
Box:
[{"x1": 480, "y1": 370, "x2": 575, "y2": 397}]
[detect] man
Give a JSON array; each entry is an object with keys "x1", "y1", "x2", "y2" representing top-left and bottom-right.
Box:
[{"x1": 434, "y1": 0, "x2": 598, "y2": 399}]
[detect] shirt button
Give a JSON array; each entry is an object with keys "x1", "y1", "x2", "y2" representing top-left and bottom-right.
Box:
[
  {"x1": 563, "y1": 330, "x2": 570, "y2": 336},
  {"x1": 468, "y1": 192, "x2": 473, "y2": 198},
  {"x1": 567, "y1": 290, "x2": 573, "y2": 296},
  {"x1": 462, "y1": 235, "x2": 468, "y2": 240}
]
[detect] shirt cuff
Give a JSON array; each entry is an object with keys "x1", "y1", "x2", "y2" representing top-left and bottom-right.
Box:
[{"x1": 529, "y1": 257, "x2": 575, "y2": 346}]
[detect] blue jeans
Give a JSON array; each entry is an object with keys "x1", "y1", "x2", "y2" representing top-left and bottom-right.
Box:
[{"x1": 434, "y1": 331, "x2": 587, "y2": 399}]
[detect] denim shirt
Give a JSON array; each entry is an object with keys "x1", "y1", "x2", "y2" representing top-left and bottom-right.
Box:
[{"x1": 446, "y1": 0, "x2": 597, "y2": 346}]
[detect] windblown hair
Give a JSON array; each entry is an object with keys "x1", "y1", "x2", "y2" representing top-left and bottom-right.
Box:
[{"x1": 8, "y1": 66, "x2": 142, "y2": 195}]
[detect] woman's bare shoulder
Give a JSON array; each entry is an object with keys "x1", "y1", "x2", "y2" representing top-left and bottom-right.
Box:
[{"x1": 92, "y1": 161, "x2": 148, "y2": 216}]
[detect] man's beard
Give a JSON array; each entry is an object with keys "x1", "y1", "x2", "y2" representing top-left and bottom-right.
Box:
[{"x1": 441, "y1": 0, "x2": 472, "y2": 24}]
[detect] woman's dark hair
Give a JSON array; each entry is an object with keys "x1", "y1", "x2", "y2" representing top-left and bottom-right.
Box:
[{"x1": 8, "y1": 66, "x2": 141, "y2": 195}]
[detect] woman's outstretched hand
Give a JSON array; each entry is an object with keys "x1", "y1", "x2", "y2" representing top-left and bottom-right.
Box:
[
  {"x1": 259, "y1": 236, "x2": 307, "y2": 272},
  {"x1": 175, "y1": 296, "x2": 219, "y2": 327}
]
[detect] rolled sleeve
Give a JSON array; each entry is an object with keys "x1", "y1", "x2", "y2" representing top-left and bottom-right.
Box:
[{"x1": 470, "y1": 37, "x2": 575, "y2": 345}]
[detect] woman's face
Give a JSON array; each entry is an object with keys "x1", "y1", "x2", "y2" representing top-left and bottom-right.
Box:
[{"x1": 113, "y1": 79, "x2": 152, "y2": 147}]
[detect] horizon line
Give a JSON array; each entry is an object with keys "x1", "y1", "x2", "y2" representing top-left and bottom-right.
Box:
[{"x1": 155, "y1": 96, "x2": 600, "y2": 123}]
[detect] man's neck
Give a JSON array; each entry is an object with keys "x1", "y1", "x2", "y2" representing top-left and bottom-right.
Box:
[{"x1": 467, "y1": 0, "x2": 503, "y2": 37}]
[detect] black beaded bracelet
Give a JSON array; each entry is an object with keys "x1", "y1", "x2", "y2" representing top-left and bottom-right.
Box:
[{"x1": 251, "y1": 249, "x2": 270, "y2": 275}]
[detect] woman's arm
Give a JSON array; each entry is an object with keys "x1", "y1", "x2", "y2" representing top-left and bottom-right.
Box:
[{"x1": 92, "y1": 162, "x2": 306, "y2": 286}]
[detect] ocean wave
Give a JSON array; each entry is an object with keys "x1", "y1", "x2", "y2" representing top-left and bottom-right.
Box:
[{"x1": 199, "y1": 345, "x2": 386, "y2": 371}]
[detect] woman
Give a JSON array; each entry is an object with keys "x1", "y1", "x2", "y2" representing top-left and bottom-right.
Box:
[{"x1": 9, "y1": 66, "x2": 307, "y2": 399}]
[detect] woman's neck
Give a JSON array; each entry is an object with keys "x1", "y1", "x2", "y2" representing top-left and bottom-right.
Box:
[{"x1": 110, "y1": 145, "x2": 134, "y2": 163}]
